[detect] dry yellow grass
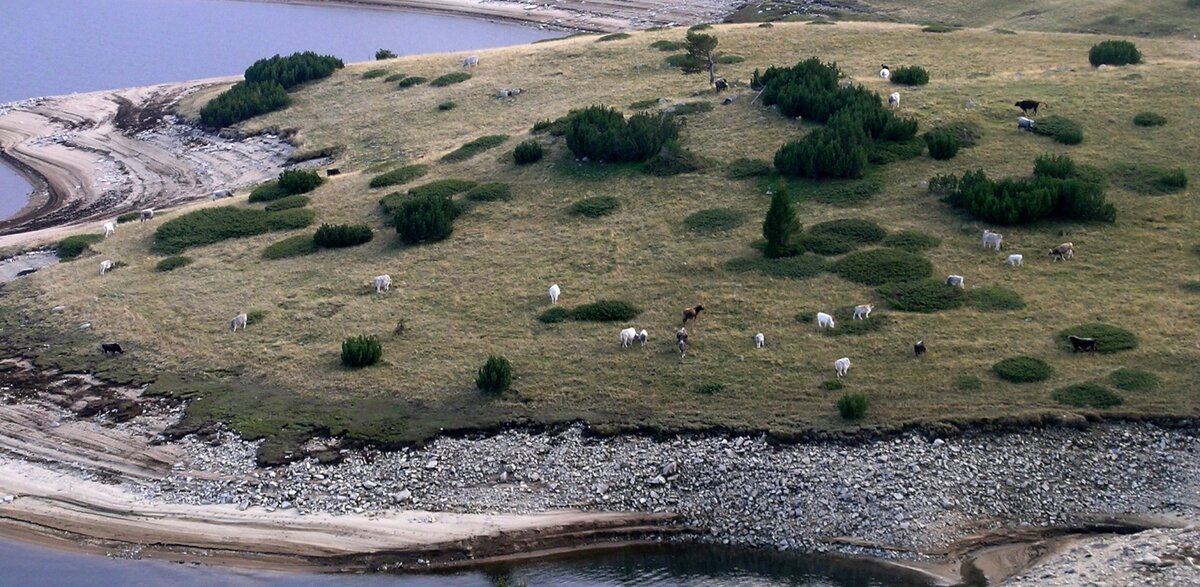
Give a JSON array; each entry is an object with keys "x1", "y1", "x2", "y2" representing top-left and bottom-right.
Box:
[{"x1": 19, "y1": 22, "x2": 1200, "y2": 441}]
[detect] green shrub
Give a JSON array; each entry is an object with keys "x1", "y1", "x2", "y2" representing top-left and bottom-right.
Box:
[
  {"x1": 262, "y1": 234, "x2": 317, "y2": 259},
  {"x1": 341, "y1": 335, "x2": 382, "y2": 368},
  {"x1": 362, "y1": 68, "x2": 389, "y2": 79},
  {"x1": 890, "y1": 65, "x2": 930, "y2": 86},
  {"x1": 1109, "y1": 368, "x2": 1160, "y2": 392},
  {"x1": 430, "y1": 71, "x2": 471, "y2": 87},
  {"x1": 513, "y1": 141, "x2": 544, "y2": 165},
  {"x1": 967, "y1": 286, "x2": 1026, "y2": 311},
  {"x1": 246, "y1": 310, "x2": 267, "y2": 326},
  {"x1": 877, "y1": 278, "x2": 967, "y2": 312},
  {"x1": 393, "y1": 194, "x2": 460, "y2": 244},
  {"x1": 397, "y1": 76, "x2": 427, "y2": 88},
  {"x1": 442, "y1": 135, "x2": 508, "y2": 163},
  {"x1": 802, "y1": 233, "x2": 856, "y2": 256},
  {"x1": 1089, "y1": 40, "x2": 1142, "y2": 66},
  {"x1": 821, "y1": 379, "x2": 844, "y2": 391},
  {"x1": 837, "y1": 393, "x2": 869, "y2": 420},
  {"x1": 650, "y1": 40, "x2": 687, "y2": 51},
  {"x1": 537, "y1": 307, "x2": 571, "y2": 323},
  {"x1": 597, "y1": 33, "x2": 631, "y2": 42},
  {"x1": 1056, "y1": 323, "x2": 1138, "y2": 354},
  {"x1": 264, "y1": 208, "x2": 316, "y2": 230},
  {"x1": 1133, "y1": 112, "x2": 1167, "y2": 127},
  {"x1": 882, "y1": 230, "x2": 941, "y2": 252},
  {"x1": 1190, "y1": 0, "x2": 1200, "y2": 7},
  {"x1": 758, "y1": 22, "x2": 774, "y2": 28},
  {"x1": 928, "y1": 121, "x2": 982, "y2": 148},
  {"x1": 1033, "y1": 153, "x2": 1077, "y2": 179},
  {"x1": 569, "y1": 299, "x2": 642, "y2": 322},
  {"x1": 726, "y1": 158, "x2": 772, "y2": 179},
  {"x1": 465, "y1": 183, "x2": 512, "y2": 202},
  {"x1": 313, "y1": 223, "x2": 373, "y2": 248},
  {"x1": 762, "y1": 187, "x2": 802, "y2": 258},
  {"x1": 1053, "y1": 383, "x2": 1124, "y2": 408},
  {"x1": 248, "y1": 182, "x2": 287, "y2": 202},
  {"x1": 1032, "y1": 115, "x2": 1084, "y2": 145},
  {"x1": 725, "y1": 255, "x2": 827, "y2": 279},
  {"x1": 264, "y1": 195, "x2": 310, "y2": 211},
  {"x1": 571, "y1": 196, "x2": 621, "y2": 218},
  {"x1": 244, "y1": 51, "x2": 343, "y2": 89},
  {"x1": 716, "y1": 54, "x2": 745, "y2": 64},
  {"x1": 667, "y1": 102, "x2": 714, "y2": 116},
  {"x1": 409, "y1": 179, "x2": 478, "y2": 199},
  {"x1": 57, "y1": 234, "x2": 104, "y2": 260},
  {"x1": 369, "y1": 164, "x2": 429, "y2": 189},
  {"x1": 152, "y1": 207, "x2": 314, "y2": 254},
  {"x1": 277, "y1": 169, "x2": 324, "y2": 195},
  {"x1": 694, "y1": 381, "x2": 725, "y2": 394},
  {"x1": 476, "y1": 355, "x2": 513, "y2": 394},
  {"x1": 809, "y1": 219, "x2": 886, "y2": 244},
  {"x1": 664, "y1": 54, "x2": 692, "y2": 68},
  {"x1": 922, "y1": 24, "x2": 958, "y2": 33},
  {"x1": 684, "y1": 208, "x2": 746, "y2": 234},
  {"x1": 375, "y1": 49, "x2": 396, "y2": 60},
  {"x1": 437, "y1": 101, "x2": 457, "y2": 111},
  {"x1": 116, "y1": 212, "x2": 141, "y2": 224},
  {"x1": 833, "y1": 249, "x2": 933, "y2": 285},
  {"x1": 924, "y1": 131, "x2": 960, "y2": 160},
  {"x1": 1109, "y1": 163, "x2": 1188, "y2": 195},
  {"x1": 689, "y1": 23, "x2": 712, "y2": 31},
  {"x1": 563, "y1": 105, "x2": 679, "y2": 163},
  {"x1": 775, "y1": 118, "x2": 870, "y2": 179},
  {"x1": 154, "y1": 256, "x2": 192, "y2": 272},
  {"x1": 642, "y1": 143, "x2": 704, "y2": 176},
  {"x1": 384, "y1": 73, "x2": 406, "y2": 82},
  {"x1": 941, "y1": 157, "x2": 1115, "y2": 225},
  {"x1": 199, "y1": 81, "x2": 291, "y2": 127},
  {"x1": 629, "y1": 98, "x2": 660, "y2": 110},
  {"x1": 993, "y1": 356, "x2": 1053, "y2": 383},
  {"x1": 531, "y1": 118, "x2": 557, "y2": 134},
  {"x1": 955, "y1": 375, "x2": 982, "y2": 391},
  {"x1": 792, "y1": 177, "x2": 883, "y2": 207}
]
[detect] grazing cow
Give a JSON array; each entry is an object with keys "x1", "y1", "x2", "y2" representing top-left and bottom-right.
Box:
[
  {"x1": 914, "y1": 340, "x2": 926, "y2": 358},
  {"x1": 637, "y1": 329, "x2": 648, "y2": 347},
  {"x1": 463, "y1": 55, "x2": 480, "y2": 68},
  {"x1": 101, "y1": 343, "x2": 124, "y2": 355},
  {"x1": 99, "y1": 259, "x2": 114, "y2": 275},
  {"x1": 879, "y1": 65, "x2": 891, "y2": 80},
  {"x1": 230, "y1": 312, "x2": 248, "y2": 332},
  {"x1": 548, "y1": 283, "x2": 560, "y2": 305},
  {"x1": 754, "y1": 332, "x2": 765, "y2": 349},
  {"x1": 677, "y1": 337, "x2": 687, "y2": 359},
  {"x1": 140, "y1": 208, "x2": 154, "y2": 222},
  {"x1": 619, "y1": 327, "x2": 637, "y2": 348},
  {"x1": 682, "y1": 304, "x2": 705, "y2": 324},
  {"x1": 982, "y1": 230, "x2": 1003, "y2": 251},
  {"x1": 1049, "y1": 242, "x2": 1074, "y2": 262},
  {"x1": 834, "y1": 357, "x2": 852, "y2": 378},
  {"x1": 1017, "y1": 116, "x2": 1036, "y2": 132},
  {"x1": 676, "y1": 327, "x2": 688, "y2": 343},
  {"x1": 1015, "y1": 100, "x2": 1044, "y2": 116},
  {"x1": 374, "y1": 274, "x2": 392, "y2": 293},
  {"x1": 326, "y1": 168, "x2": 341, "y2": 176},
  {"x1": 1007, "y1": 254, "x2": 1024, "y2": 267},
  {"x1": 888, "y1": 92, "x2": 900, "y2": 110},
  {"x1": 211, "y1": 189, "x2": 233, "y2": 200},
  {"x1": 1067, "y1": 335, "x2": 1098, "y2": 353},
  {"x1": 852, "y1": 304, "x2": 874, "y2": 320},
  {"x1": 946, "y1": 275, "x2": 965, "y2": 288},
  {"x1": 714, "y1": 78, "x2": 729, "y2": 92},
  {"x1": 102, "y1": 221, "x2": 115, "y2": 238},
  {"x1": 816, "y1": 311, "x2": 835, "y2": 329}
]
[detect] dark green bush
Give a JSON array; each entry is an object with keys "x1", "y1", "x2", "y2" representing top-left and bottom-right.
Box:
[
  {"x1": 941, "y1": 157, "x2": 1115, "y2": 225},
  {"x1": 1109, "y1": 163, "x2": 1188, "y2": 195},
  {"x1": 1034, "y1": 153, "x2": 1077, "y2": 179},
  {"x1": 967, "y1": 286, "x2": 1026, "y2": 311},
  {"x1": 569, "y1": 299, "x2": 642, "y2": 322},
  {"x1": 993, "y1": 356, "x2": 1053, "y2": 383},
  {"x1": 244, "y1": 51, "x2": 343, "y2": 89},
  {"x1": 922, "y1": 24, "x2": 958, "y2": 33},
  {"x1": 375, "y1": 49, "x2": 396, "y2": 60},
  {"x1": 248, "y1": 182, "x2": 287, "y2": 203},
  {"x1": 629, "y1": 98, "x2": 660, "y2": 110},
  {"x1": 408, "y1": 179, "x2": 478, "y2": 199},
  {"x1": 809, "y1": 218, "x2": 886, "y2": 244},
  {"x1": 837, "y1": 393, "x2": 869, "y2": 420},
  {"x1": 694, "y1": 381, "x2": 725, "y2": 394},
  {"x1": 341, "y1": 335, "x2": 382, "y2": 368},
  {"x1": 1181, "y1": 281, "x2": 1200, "y2": 293},
  {"x1": 430, "y1": 71, "x2": 472, "y2": 87},
  {"x1": 1190, "y1": 0, "x2": 1200, "y2": 7},
  {"x1": 442, "y1": 135, "x2": 508, "y2": 163},
  {"x1": 924, "y1": 131, "x2": 960, "y2": 160},
  {"x1": 882, "y1": 230, "x2": 941, "y2": 252},
  {"x1": 384, "y1": 73, "x2": 406, "y2": 82},
  {"x1": 362, "y1": 68, "x2": 389, "y2": 79},
  {"x1": 513, "y1": 141, "x2": 544, "y2": 165},
  {"x1": 597, "y1": 32, "x2": 631, "y2": 42},
  {"x1": 1089, "y1": 40, "x2": 1142, "y2": 66},
  {"x1": 1133, "y1": 112, "x2": 1167, "y2": 127},
  {"x1": 663, "y1": 54, "x2": 693, "y2": 68},
  {"x1": 727, "y1": 158, "x2": 772, "y2": 179},
  {"x1": 833, "y1": 249, "x2": 933, "y2": 285},
  {"x1": 775, "y1": 118, "x2": 870, "y2": 179},
  {"x1": 802, "y1": 233, "x2": 856, "y2": 256},
  {"x1": 264, "y1": 208, "x2": 317, "y2": 230},
  {"x1": 869, "y1": 137, "x2": 925, "y2": 165},
  {"x1": 1053, "y1": 383, "x2": 1124, "y2": 408},
  {"x1": 928, "y1": 121, "x2": 982, "y2": 148},
  {"x1": 199, "y1": 81, "x2": 291, "y2": 127},
  {"x1": 537, "y1": 307, "x2": 571, "y2": 323},
  {"x1": 1109, "y1": 368, "x2": 1160, "y2": 392},
  {"x1": 465, "y1": 183, "x2": 512, "y2": 202},
  {"x1": 955, "y1": 375, "x2": 983, "y2": 391},
  {"x1": 642, "y1": 143, "x2": 704, "y2": 176},
  {"x1": 116, "y1": 212, "x2": 141, "y2": 224},
  {"x1": 725, "y1": 255, "x2": 827, "y2": 279},
  {"x1": 1056, "y1": 323, "x2": 1138, "y2": 354},
  {"x1": 759, "y1": 22, "x2": 774, "y2": 28},
  {"x1": 397, "y1": 76, "x2": 427, "y2": 88},
  {"x1": 689, "y1": 23, "x2": 712, "y2": 31},
  {"x1": 393, "y1": 194, "x2": 460, "y2": 245},
  {"x1": 55, "y1": 227, "x2": 101, "y2": 255},
  {"x1": 152, "y1": 207, "x2": 314, "y2": 254},
  {"x1": 277, "y1": 169, "x2": 324, "y2": 195},
  {"x1": 437, "y1": 101, "x2": 457, "y2": 111},
  {"x1": 667, "y1": 102, "x2": 714, "y2": 116},
  {"x1": 262, "y1": 234, "x2": 317, "y2": 259},
  {"x1": 531, "y1": 118, "x2": 558, "y2": 134},
  {"x1": 762, "y1": 187, "x2": 802, "y2": 258},
  {"x1": 571, "y1": 196, "x2": 621, "y2": 218},
  {"x1": 650, "y1": 40, "x2": 687, "y2": 51},
  {"x1": 877, "y1": 278, "x2": 967, "y2": 312},
  {"x1": 154, "y1": 256, "x2": 192, "y2": 272},
  {"x1": 890, "y1": 65, "x2": 930, "y2": 85},
  {"x1": 313, "y1": 223, "x2": 373, "y2": 248},
  {"x1": 1032, "y1": 115, "x2": 1084, "y2": 145},
  {"x1": 246, "y1": 310, "x2": 267, "y2": 326},
  {"x1": 263, "y1": 195, "x2": 310, "y2": 211},
  {"x1": 369, "y1": 164, "x2": 429, "y2": 189},
  {"x1": 477, "y1": 355, "x2": 513, "y2": 394},
  {"x1": 821, "y1": 379, "x2": 844, "y2": 391},
  {"x1": 684, "y1": 208, "x2": 745, "y2": 234},
  {"x1": 563, "y1": 105, "x2": 679, "y2": 163},
  {"x1": 716, "y1": 54, "x2": 745, "y2": 64}
]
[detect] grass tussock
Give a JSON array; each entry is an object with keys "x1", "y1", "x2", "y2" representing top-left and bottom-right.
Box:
[
  {"x1": 1053, "y1": 383, "x2": 1124, "y2": 408},
  {"x1": 154, "y1": 256, "x2": 192, "y2": 272},
  {"x1": 262, "y1": 234, "x2": 318, "y2": 259},
  {"x1": 993, "y1": 356, "x2": 1053, "y2": 383},
  {"x1": 369, "y1": 164, "x2": 429, "y2": 189},
  {"x1": 1109, "y1": 368, "x2": 1160, "y2": 392},
  {"x1": 571, "y1": 196, "x2": 620, "y2": 218},
  {"x1": 725, "y1": 255, "x2": 828, "y2": 279},
  {"x1": 684, "y1": 208, "x2": 746, "y2": 234},
  {"x1": 441, "y1": 135, "x2": 509, "y2": 163}
]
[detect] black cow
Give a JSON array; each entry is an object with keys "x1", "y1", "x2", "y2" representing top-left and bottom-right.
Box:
[
  {"x1": 1067, "y1": 335, "x2": 1097, "y2": 353},
  {"x1": 714, "y1": 78, "x2": 729, "y2": 92},
  {"x1": 326, "y1": 168, "x2": 341, "y2": 177},
  {"x1": 914, "y1": 340, "x2": 926, "y2": 358},
  {"x1": 1015, "y1": 100, "x2": 1044, "y2": 116},
  {"x1": 101, "y1": 343, "x2": 125, "y2": 355}
]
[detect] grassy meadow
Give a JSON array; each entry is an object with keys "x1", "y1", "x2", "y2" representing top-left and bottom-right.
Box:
[{"x1": 12, "y1": 22, "x2": 1200, "y2": 451}]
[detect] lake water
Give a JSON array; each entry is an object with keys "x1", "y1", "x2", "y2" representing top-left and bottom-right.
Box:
[{"x1": 0, "y1": 0, "x2": 558, "y2": 220}]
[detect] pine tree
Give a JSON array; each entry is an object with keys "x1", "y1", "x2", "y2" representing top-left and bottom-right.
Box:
[
  {"x1": 762, "y1": 186, "x2": 800, "y2": 258},
  {"x1": 679, "y1": 31, "x2": 720, "y2": 86}
]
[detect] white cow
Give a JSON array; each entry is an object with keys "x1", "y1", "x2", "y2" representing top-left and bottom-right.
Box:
[
  {"x1": 946, "y1": 275, "x2": 965, "y2": 288},
  {"x1": 463, "y1": 55, "x2": 479, "y2": 68},
  {"x1": 99, "y1": 259, "x2": 113, "y2": 275},
  {"x1": 879, "y1": 65, "x2": 890, "y2": 80},
  {"x1": 754, "y1": 332, "x2": 765, "y2": 348},
  {"x1": 619, "y1": 327, "x2": 637, "y2": 348},
  {"x1": 835, "y1": 357, "x2": 852, "y2": 378},
  {"x1": 853, "y1": 304, "x2": 874, "y2": 320},
  {"x1": 548, "y1": 283, "x2": 560, "y2": 305},
  {"x1": 374, "y1": 274, "x2": 392, "y2": 293},
  {"x1": 1007, "y1": 254, "x2": 1024, "y2": 267},
  {"x1": 211, "y1": 189, "x2": 233, "y2": 200},
  {"x1": 888, "y1": 92, "x2": 900, "y2": 110},
  {"x1": 140, "y1": 208, "x2": 155, "y2": 222},
  {"x1": 816, "y1": 312, "x2": 835, "y2": 329},
  {"x1": 982, "y1": 230, "x2": 1003, "y2": 251},
  {"x1": 231, "y1": 312, "x2": 248, "y2": 332},
  {"x1": 102, "y1": 221, "x2": 115, "y2": 238},
  {"x1": 637, "y1": 329, "x2": 648, "y2": 347}
]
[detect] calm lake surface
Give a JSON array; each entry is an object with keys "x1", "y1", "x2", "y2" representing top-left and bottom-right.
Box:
[{"x1": 0, "y1": 0, "x2": 557, "y2": 220}]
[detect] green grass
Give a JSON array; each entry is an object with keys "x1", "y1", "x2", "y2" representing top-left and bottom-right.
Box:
[
  {"x1": 716, "y1": 54, "x2": 746, "y2": 64},
  {"x1": 725, "y1": 255, "x2": 828, "y2": 279},
  {"x1": 967, "y1": 286, "x2": 1026, "y2": 311},
  {"x1": 369, "y1": 164, "x2": 429, "y2": 189},
  {"x1": 684, "y1": 208, "x2": 746, "y2": 234},
  {"x1": 833, "y1": 248, "x2": 933, "y2": 285},
  {"x1": 597, "y1": 33, "x2": 632, "y2": 42},
  {"x1": 801, "y1": 233, "x2": 856, "y2": 256},
  {"x1": 56, "y1": 234, "x2": 104, "y2": 260},
  {"x1": 877, "y1": 279, "x2": 967, "y2": 313},
  {"x1": 154, "y1": 256, "x2": 192, "y2": 272},
  {"x1": 837, "y1": 393, "x2": 869, "y2": 420},
  {"x1": 1109, "y1": 163, "x2": 1187, "y2": 195},
  {"x1": 571, "y1": 196, "x2": 620, "y2": 218},
  {"x1": 1032, "y1": 115, "x2": 1084, "y2": 145},
  {"x1": 397, "y1": 76, "x2": 427, "y2": 88},
  {"x1": 694, "y1": 381, "x2": 725, "y2": 394},
  {"x1": 954, "y1": 375, "x2": 983, "y2": 391},
  {"x1": 408, "y1": 179, "x2": 478, "y2": 199},
  {"x1": 546, "y1": 299, "x2": 642, "y2": 322},
  {"x1": 993, "y1": 356, "x2": 1053, "y2": 383},
  {"x1": 821, "y1": 379, "x2": 844, "y2": 391},
  {"x1": 465, "y1": 182, "x2": 512, "y2": 202},
  {"x1": 1057, "y1": 323, "x2": 1139, "y2": 354},
  {"x1": 881, "y1": 230, "x2": 941, "y2": 252},
  {"x1": 668, "y1": 102, "x2": 714, "y2": 116},
  {"x1": 922, "y1": 24, "x2": 959, "y2": 33},
  {"x1": 650, "y1": 40, "x2": 686, "y2": 51},
  {"x1": 441, "y1": 135, "x2": 508, "y2": 163},
  {"x1": 262, "y1": 234, "x2": 318, "y2": 259},
  {"x1": 727, "y1": 158, "x2": 773, "y2": 179},
  {"x1": 384, "y1": 73, "x2": 407, "y2": 82},
  {"x1": 1052, "y1": 383, "x2": 1124, "y2": 408},
  {"x1": 430, "y1": 72, "x2": 471, "y2": 87},
  {"x1": 808, "y1": 219, "x2": 886, "y2": 244},
  {"x1": 437, "y1": 101, "x2": 457, "y2": 111},
  {"x1": 772, "y1": 176, "x2": 883, "y2": 207},
  {"x1": 248, "y1": 182, "x2": 288, "y2": 203},
  {"x1": 116, "y1": 212, "x2": 141, "y2": 224},
  {"x1": 629, "y1": 98, "x2": 661, "y2": 110},
  {"x1": 1133, "y1": 112, "x2": 1167, "y2": 127},
  {"x1": 362, "y1": 69, "x2": 389, "y2": 79},
  {"x1": 1109, "y1": 368, "x2": 1160, "y2": 392}
]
